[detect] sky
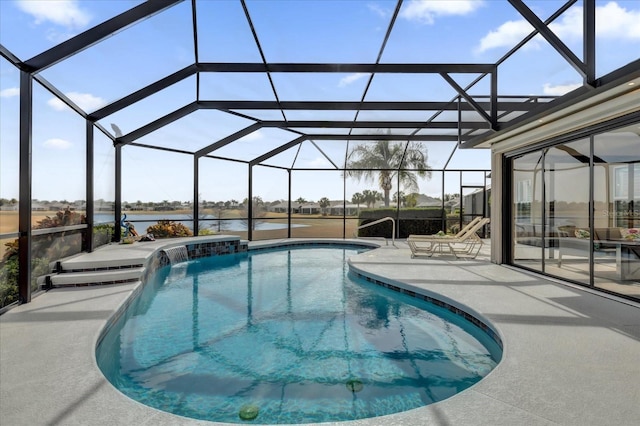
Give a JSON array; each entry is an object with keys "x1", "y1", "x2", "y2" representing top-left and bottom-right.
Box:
[{"x1": 1, "y1": 0, "x2": 639, "y2": 204}]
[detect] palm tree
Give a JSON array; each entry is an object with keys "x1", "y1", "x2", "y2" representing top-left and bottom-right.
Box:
[
  {"x1": 362, "y1": 190, "x2": 381, "y2": 208},
  {"x1": 318, "y1": 197, "x2": 331, "y2": 215},
  {"x1": 347, "y1": 135, "x2": 431, "y2": 207},
  {"x1": 393, "y1": 191, "x2": 406, "y2": 207},
  {"x1": 351, "y1": 192, "x2": 365, "y2": 214},
  {"x1": 295, "y1": 197, "x2": 307, "y2": 214}
]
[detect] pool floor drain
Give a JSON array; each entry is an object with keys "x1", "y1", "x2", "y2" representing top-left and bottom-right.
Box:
[
  {"x1": 346, "y1": 378, "x2": 364, "y2": 393},
  {"x1": 239, "y1": 404, "x2": 259, "y2": 421}
]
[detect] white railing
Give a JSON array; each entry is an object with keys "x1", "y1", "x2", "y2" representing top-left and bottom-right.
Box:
[{"x1": 354, "y1": 216, "x2": 396, "y2": 246}]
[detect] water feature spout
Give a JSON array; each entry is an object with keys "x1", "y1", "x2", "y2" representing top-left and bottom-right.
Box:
[{"x1": 162, "y1": 246, "x2": 189, "y2": 264}]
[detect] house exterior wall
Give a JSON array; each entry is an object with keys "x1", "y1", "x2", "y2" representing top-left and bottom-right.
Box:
[{"x1": 488, "y1": 78, "x2": 640, "y2": 301}]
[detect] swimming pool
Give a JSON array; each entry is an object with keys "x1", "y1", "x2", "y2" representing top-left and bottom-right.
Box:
[{"x1": 97, "y1": 244, "x2": 502, "y2": 424}]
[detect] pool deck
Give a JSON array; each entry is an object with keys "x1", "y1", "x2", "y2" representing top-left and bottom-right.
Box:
[{"x1": 1, "y1": 237, "x2": 639, "y2": 426}]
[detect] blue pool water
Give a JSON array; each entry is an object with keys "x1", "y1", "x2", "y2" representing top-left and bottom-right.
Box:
[{"x1": 97, "y1": 245, "x2": 501, "y2": 424}]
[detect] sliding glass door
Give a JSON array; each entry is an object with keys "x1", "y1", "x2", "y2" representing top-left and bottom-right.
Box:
[
  {"x1": 512, "y1": 151, "x2": 543, "y2": 272},
  {"x1": 509, "y1": 120, "x2": 640, "y2": 301},
  {"x1": 544, "y1": 139, "x2": 591, "y2": 285},
  {"x1": 593, "y1": 125, "x2": 640, "y2": 297}
]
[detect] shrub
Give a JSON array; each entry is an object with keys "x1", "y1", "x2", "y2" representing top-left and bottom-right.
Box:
[
  {"x1": 357, "y1": 208, "x2": 445, "y2": 238},
  {"x1": 146, "y1": 220, "x2": 193, "y2": 238},
  {"x1": 93, "y1": 223, "x2": 115, "y2": 248},
  {"x1": 0, "y1": 241, "x2": 49, "y2": 307},
  {"x1": 37, "y1": 208, "x2": 85, "y2": 228},
  {"x1": 0, "y1": 243, "x2": 19, "y2": 307},
  {"x1": 1, "y1": 208, "x2": 88, "y2": 308}
]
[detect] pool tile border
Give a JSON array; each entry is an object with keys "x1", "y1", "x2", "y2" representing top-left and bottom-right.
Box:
[
  {"x1": 185, "y1": 239, "x2": 248, "y2": 259},
  {"x1": 249, "y1": 240, "x2": 375, "y2": 253}
]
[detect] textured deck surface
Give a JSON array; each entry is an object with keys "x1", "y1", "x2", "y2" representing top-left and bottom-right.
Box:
[{"x1": 2, "y1": 238, "x2": 639, "y2": 426}]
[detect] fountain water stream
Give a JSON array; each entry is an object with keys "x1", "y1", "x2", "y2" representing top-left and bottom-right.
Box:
[{"x1": 162, "y1": 246, "x2": 189, "y2": 264}]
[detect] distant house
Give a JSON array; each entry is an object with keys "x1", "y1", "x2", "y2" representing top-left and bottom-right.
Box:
[
  {"x1": 0, "y1": 203, "x2": 18, "y2": 211},
  {"x1": 32, "y1": 203, "x2": 47, "y2": 211},
  {"x1": 414, "y1": 194, "x2": 443, "y2": 208},
  {"x1": 299, "y1": 203, "x2": 320, "y2": 215},
  {"x1": 154, "y1": 204, "x2": 176, "y2": 211},
  {"x1": 95, "y1": 201, "x2": 115, "y2": 211},
  {"x1": 461, "y1": 186, "x2": 491, "y2": 216},
  {"x1": 329, "y1": 202, "x2": 359, "y2": 216},
  {"x1": 269, "y1": 202, "x2": 289, "y2": 213},
  {"x1": 416, "y1": 200, "x2": 443, "y2": 208}
]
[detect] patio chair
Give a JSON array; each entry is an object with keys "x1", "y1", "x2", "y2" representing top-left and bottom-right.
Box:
[
  {"x1": 408, "y1": 218, "x2": 490, "y2": 259},
  {"x1": 408, "y1": 216, "x2": 482, "y2": 244}
]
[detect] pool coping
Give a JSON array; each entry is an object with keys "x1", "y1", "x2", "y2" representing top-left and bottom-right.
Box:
[{"x1": 2, "y1": 237, "x2": 640, "y2": 425}]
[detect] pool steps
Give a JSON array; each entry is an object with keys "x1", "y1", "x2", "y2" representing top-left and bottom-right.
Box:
[
  {"x1": 41, "y1": 236, "x2": 248, "y2": 289},
  {"x1": 48, "y1": 268, "x2": 146, "y2": 287}
]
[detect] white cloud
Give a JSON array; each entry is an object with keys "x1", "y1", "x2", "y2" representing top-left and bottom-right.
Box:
[
  {"x1": 308, "y1": 157, "x2": 331, "y2": 168},
  {"x1": 48, "y1": 92, "x2": 106, "y2": 112},
  {"x1": 17, "y1": 0, "x2": 92, "y2": 29},
  {"x1": 477, "y1": 20, "x2": 535, "y2": 53},
  {"x1": 43, "y1": 138, "x2": 72, "y2": 150},
  {"x1": 543, "y1": 82, "x2": 582, "y2": 96},
  {"x1": 0, "y1": 87, "x2": 20, "y2": 98},
  {"x1": 477, "y1": 2, "x2": 640, "y2": 53},
  {"x1": 338, "y1": 73, "x2": 368, "y2": 88},
  {"x1": 400, "y1": 0, "x2": 484, "y2": 24},
  {"x1": 44, "y1": 27, "x2": 76, "y2": 44},
  {"x1": 548, "y1": 7, "x2": 582, "y2": 39},
  {"x1": 241, "y1": 130, "x2": 263, "y2": 141},
  {"x1": 594, "y1": 1, "x2": 640, "y2": 39},
  {"x1": 550, "y1": 2, "x2": 640, "y2": 40},
  {"x1": 368, "y1": 3, "x2": 390, "y2": 18}
]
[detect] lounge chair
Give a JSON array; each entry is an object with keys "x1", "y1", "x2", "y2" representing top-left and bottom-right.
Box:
[
  {"x1": 408, "y1": 216, "x2": 482, "y2": 243},
  {"x1": 407, "y1": 218, "x2": 490, "y2": 259}
]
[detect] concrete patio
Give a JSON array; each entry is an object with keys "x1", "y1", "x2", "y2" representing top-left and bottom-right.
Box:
[{"x1": 1, "y1": 238, "x2": 639, "y2": 425}]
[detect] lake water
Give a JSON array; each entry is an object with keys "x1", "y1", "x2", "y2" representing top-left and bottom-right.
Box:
[{"x1": 95, "y1": 213, "x2": 305, "y2": 232}]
